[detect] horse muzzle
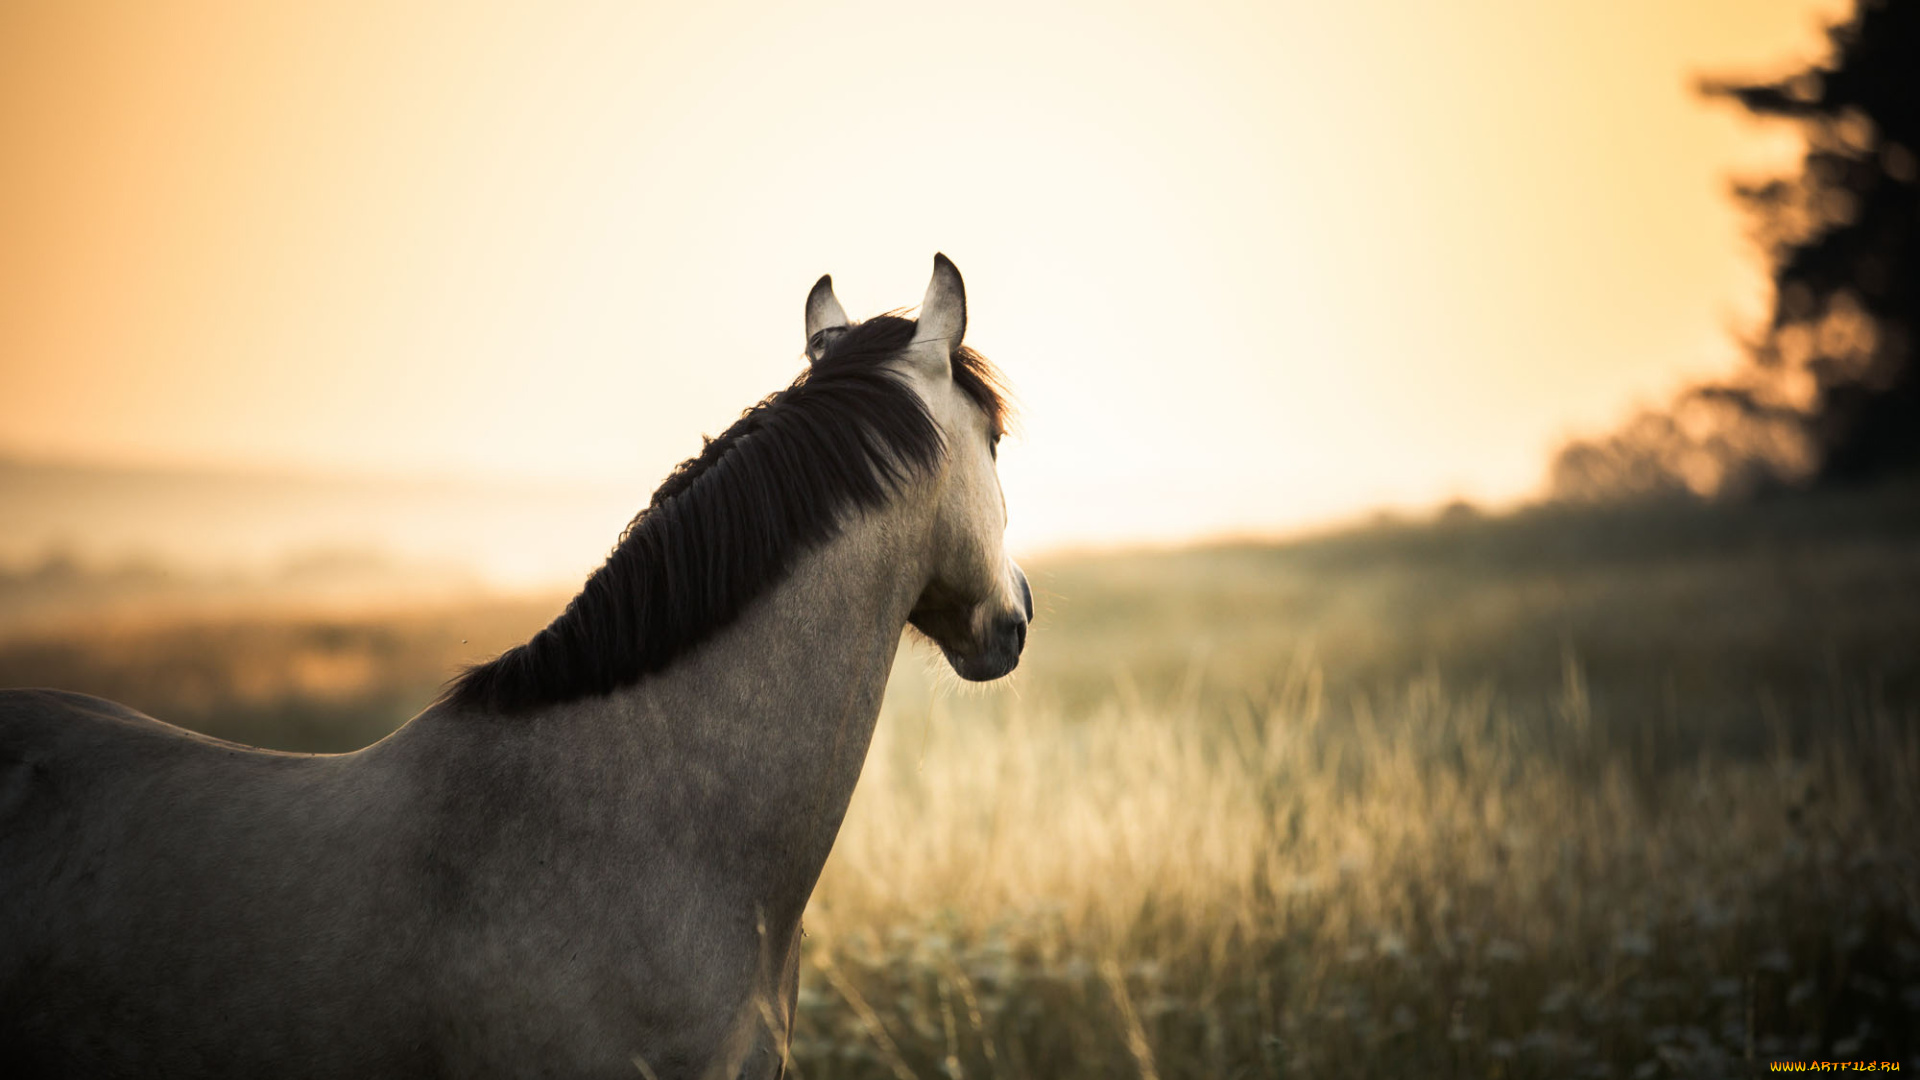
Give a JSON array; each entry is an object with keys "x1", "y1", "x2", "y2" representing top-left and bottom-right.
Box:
[{"x1": 928, "y1": 564, "x2": 1031, "y2": 682}]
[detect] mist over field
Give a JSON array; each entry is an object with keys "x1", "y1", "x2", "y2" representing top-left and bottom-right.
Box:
[{"x1": 0, "y1": 455, "x2": 639, "y2": 597}]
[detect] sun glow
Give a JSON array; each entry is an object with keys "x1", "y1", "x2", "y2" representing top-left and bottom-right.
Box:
[{"x1": 0, "y1": 0, "x2": 1849, "y2": 582}]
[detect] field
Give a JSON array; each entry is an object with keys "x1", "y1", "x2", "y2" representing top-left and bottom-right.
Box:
[{"x1": 4, "y1": 487, "x2": 1918, "y2": 1076}]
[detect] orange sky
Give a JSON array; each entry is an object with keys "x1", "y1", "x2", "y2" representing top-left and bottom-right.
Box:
[{"x1": 0, "y1": 0, "x2": 1850, "y2": 565}]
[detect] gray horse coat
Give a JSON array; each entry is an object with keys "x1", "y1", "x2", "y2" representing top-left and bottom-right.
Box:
[{"x1": 0, "y1": 256, "x2": 1029, "y2": 1079}]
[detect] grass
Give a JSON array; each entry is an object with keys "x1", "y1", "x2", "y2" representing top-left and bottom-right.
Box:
[
  {"x1": 804, "y1": 657, "x2": 1916, "y2": 1077},
  {"x1": 3, "y1": 485, "x2": 1918, "y2": 1074}
]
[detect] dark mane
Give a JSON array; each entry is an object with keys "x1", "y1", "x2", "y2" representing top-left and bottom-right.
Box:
[{"x1": 444, "y1": 315, "x2": 1010, "y2": 714}]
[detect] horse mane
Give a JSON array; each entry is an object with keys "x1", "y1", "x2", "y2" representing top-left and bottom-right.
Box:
[{"x1": 443, "y1": 314, "x2": 1010, "y2": 714}]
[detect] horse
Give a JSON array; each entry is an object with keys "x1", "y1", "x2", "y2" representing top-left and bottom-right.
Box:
[{"x1": 0, "y1": 254, "x2": 1030, "y2": 1079}]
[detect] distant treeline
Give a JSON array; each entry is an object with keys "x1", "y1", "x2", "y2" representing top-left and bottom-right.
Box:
[{"x1": 0, "y1": 546, "x2": 485, "y2": 636}]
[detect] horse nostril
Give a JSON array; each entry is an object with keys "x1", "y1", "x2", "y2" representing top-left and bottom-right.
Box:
[
  {"x1": 1018, "y1": 572, "x2": 1034, "y2": 622},
  {"x1": 993, "y1": 613, "x2": 1027, "y2": 655}
]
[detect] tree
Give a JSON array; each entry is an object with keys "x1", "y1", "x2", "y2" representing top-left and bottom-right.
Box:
[{"x1": 1552, "y1": 0, "x2": 1920, "y2": 500}]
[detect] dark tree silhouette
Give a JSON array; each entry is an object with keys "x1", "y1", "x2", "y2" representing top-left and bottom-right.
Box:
[{"x1": 1553, "y1": 0, "x2": 1920, "y2": 500}]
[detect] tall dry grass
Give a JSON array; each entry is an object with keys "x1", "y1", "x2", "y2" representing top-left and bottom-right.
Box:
[{"x1": 795, "y1": 652, "x2": 1919, "y2": 1077}]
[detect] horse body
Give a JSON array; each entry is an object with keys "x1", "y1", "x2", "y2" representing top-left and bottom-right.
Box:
[{"x1": 0, "y1": 256, "x2": 1025, "y2": 1078}]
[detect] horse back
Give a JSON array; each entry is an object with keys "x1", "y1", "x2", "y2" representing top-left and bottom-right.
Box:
[
  {"x1": 0, "y1": 688, "x2": 439, "y2": 1078},
  {"x1": 0, "y1": 687, "x2": 304, "y2": 881}
]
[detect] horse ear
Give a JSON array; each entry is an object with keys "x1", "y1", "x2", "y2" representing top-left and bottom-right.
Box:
[
  {"x1": 805, "y1": 275, "x2": 850, "y2": 363},
  {"x1": 911, "y1": 253, "x2": 966, "y2": 352}
]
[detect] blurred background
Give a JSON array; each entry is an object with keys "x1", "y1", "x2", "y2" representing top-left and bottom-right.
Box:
[{"x1": 4, "y1": 0, "x2": 1917, "y2": 1074}]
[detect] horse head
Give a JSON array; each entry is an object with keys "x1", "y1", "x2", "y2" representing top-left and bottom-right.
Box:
[{"x1": 806, "y1": 255, "x2": 1031, "y2": 681}]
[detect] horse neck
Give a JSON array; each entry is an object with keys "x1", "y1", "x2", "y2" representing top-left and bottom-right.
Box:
[
  {"x1": 407, "y1": 491, "x2": 932, "y2": 922},
  {"x1": 626, "y1": 497, "x2": 926, "y2": 848}
]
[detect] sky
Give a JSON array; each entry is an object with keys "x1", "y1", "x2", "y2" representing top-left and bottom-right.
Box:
[{"x1": 0, "y1": 0, "x2": 1852, "y2": 577}]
